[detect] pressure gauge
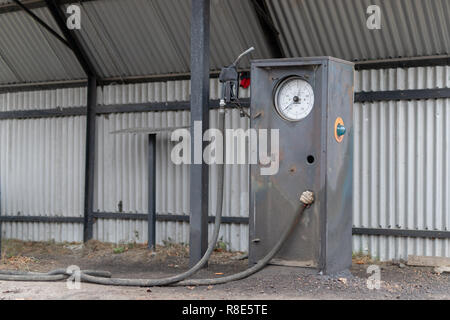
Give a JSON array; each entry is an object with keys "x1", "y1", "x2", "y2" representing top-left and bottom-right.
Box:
[{"x1": 274, "y1": 77, "x2": 314, "y2": 121}]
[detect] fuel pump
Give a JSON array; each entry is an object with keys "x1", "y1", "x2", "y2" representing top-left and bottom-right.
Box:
[{"x1": 249, "y1": 57, "x2": 354, "y2": 274}]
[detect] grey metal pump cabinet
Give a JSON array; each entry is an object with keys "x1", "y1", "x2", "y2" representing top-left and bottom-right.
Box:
[{"x1": 249, "y1": 57, "x2": 354, "y2": 274}]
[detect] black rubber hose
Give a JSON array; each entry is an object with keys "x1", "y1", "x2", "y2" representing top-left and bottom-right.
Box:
[
  {"x1": 0, "y1": 273, "x2": 66, "y2": 282},
  {"x1": 77, "y1": 192, "x2": 314, "y2": 287},
  {"x1": 0, "y1": 109, "x2": 227, "y2": 286},
  {"x1": 172, "y1": 192, "x2": 314, "y2": 287},
  {"x1": 0, "y1": 269, "x2": 111, "y2": 282}
]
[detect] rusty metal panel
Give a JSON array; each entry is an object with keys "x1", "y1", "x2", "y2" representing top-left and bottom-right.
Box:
[{"x1": 324, "y1": 60, "x2": 354, "y2": 272}]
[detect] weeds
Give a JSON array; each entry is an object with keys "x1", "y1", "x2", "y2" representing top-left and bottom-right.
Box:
[
  {"x1": 214, "y1": 237, "x2": 229, "y2": 252},
  {"x1": 113, "y1": 246, "x2": 126, "y2": 254},
  {"x1": 352, "y1": 251, "x2": 377, "y2": 264}
]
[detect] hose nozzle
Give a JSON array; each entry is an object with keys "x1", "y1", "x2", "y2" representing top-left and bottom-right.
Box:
[
  {"x1": 300, "y1": 191, "x2": 314, "y2": 206},
  {"x1": 233, "y1": 47, "x2": 255, "y2": 67}
]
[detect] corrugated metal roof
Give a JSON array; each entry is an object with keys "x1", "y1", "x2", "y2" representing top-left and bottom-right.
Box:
[
  {"x1": 68, "y1": 0, "x2": 271, "y2": 79},
  {"x1": 0, "y1": 7, "x2": 85, "y2": 84},
  {"x1": 0, "y1": 0, "x2": 270, "y2": 84},
  {"x1": 267, "y1": 0, "x2": 450, "y2": 61},
  {"x1": 0, "y1": 54, "x2": 18, "y2": 83}
]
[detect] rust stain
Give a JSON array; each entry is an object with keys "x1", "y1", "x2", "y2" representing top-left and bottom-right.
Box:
[
  {"x1": 348, "y1": 85, "x2": 354, "y2": 102},
  {"x1": 253, "y1": 110, "x2": 264, "y2": 119},
  {"x1": 270, "y1": 175, "x2": 279, "y2": 187},
  {"x1": 279, "y1": 148, "x2": 285, "y2": 162},
  {"x1": 289, "y1": 165, "x2": 297, "y2": 175}
]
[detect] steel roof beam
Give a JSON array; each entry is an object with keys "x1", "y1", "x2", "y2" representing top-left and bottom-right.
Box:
[
  {"x1": 11, "y1": 0, "x2": 71, "y2": 49},
  {"x1": 355, "y1": 55, "x2": 450, "y2": 70},
  {"x1": 0, "y1": 54, "x2": 448, "y2": 93},
  {"x1": 250, "y1": 0, "x2": 285, "y2": 58},
  {"x1": 44, "y1": 1, "x2": 99, "y2": 242},
  {"x1": 44, "y1": 0, "x2": 98, "y2": 77}
]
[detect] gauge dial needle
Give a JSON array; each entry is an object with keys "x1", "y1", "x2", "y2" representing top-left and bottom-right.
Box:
[{"x1": 283, "y1": 103, "x2": 293, "y2": 111}]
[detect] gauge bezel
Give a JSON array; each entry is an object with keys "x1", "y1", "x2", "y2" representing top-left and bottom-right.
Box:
[{"x1": 273, "y1": 76, "x2": 315, "y2": 122}]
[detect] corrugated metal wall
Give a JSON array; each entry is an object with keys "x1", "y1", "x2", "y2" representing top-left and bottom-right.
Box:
[
  {"x1": 93, "y1": 80, "x2": 250, "y2": 250},
  {"x1": 0, "y1": 89, "x2": 86, "y2": 242},
  {"x1": 1, "y1": 67, "x2": 449, "y2": 259},
  {"x1": 0, "y1": 79, "x2": 250, "y2": 251},
  {"x1": 0, "y1": 87, "x2": 87, "y2": 112},
  {"x1": 353, "y1": 66, "x2": 450, "y2": 260}
]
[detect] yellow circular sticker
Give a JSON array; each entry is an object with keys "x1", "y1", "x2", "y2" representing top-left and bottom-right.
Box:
[{"x1": 334, "y1": 117, "x2": 345, "y2": 143}]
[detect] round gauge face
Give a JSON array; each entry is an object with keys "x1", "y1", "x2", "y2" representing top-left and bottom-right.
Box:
[{"x1": 274, "y1": 77, "x2": 315, "y2": 121}]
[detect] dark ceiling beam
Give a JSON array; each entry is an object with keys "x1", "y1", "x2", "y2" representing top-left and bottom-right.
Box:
[
  {"x1": 0, "y1": 54, "x2": 448, "y2": 94},
  {"x1": 0, "y1": 79, "x2": 87, "y2": 94},
  {"x1": 11, "y1": 0, "x2": 71, "y2": 48},
  {"x1": 44, "y1": 0, "x2": 98, "y2": 77},
  {"x1": 355, "y1": 55, "x2": 450, "y2": 70},
  {"x1": 0, "y1": 72, "x2": 222, "y2": 94},
  {"x1": 0, "y1": 0, "x2": 96, "y2": 14},
  {"x1": 44, "y1": 0, "x2": 99, "y2": 242},
  {"x1": 0, "y1": 69, "x2": 240, "y2": 94},
  {"x1": 355, "y1": 88, "x2": 450, "y2": 103},
  {"x1": 250, "y1": 0, "x2": 285, "y2": 58}
]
